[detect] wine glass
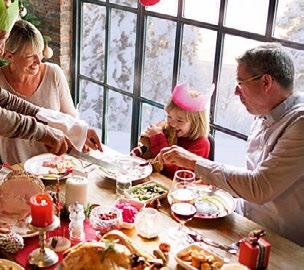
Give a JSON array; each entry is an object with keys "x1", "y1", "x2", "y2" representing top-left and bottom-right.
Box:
[
  {"x1": 168, "y1": 169, "x2": 196, "y2": 205},
  {"x1": 167, "y1": 170, "x2": 197, "y2": 243}
]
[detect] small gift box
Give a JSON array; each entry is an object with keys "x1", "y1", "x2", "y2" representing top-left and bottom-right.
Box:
[{"x1": 239, "y1": 230, "x2": 271, "y2": 270}]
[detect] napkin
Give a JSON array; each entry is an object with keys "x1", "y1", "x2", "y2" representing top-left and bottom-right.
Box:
[{"x1": 36, "y1": 108, "x2": 88, "y2": 151}]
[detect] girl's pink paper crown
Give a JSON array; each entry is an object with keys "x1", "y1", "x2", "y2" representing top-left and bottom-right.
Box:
[{"x1": 172, "y1": 83, "x2": 212, "y2": 112}]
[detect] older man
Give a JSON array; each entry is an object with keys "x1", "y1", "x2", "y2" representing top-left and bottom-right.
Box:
[{"x1": 158, "y1": 44, "x2": 304, "y2": 246}]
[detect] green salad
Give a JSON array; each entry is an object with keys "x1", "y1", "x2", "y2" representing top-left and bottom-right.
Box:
[{"x1": 127, "y1": 181, "x2": 168, "y2": 202}]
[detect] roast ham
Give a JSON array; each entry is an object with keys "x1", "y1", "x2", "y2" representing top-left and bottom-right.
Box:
[{"x1": 0, "y1": 172, "x2": 44, "y2": 230}]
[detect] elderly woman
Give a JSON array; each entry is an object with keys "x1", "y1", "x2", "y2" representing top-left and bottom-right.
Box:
[{"x1": 0, "y1": 19, "x2": 78, "y2": 163}]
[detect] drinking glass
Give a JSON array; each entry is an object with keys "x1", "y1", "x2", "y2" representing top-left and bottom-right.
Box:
[
  {"x1": 168, "y1": 170, "x2": 196, "y2": 205},
  {"x1": 168, "y1": 170, "x2": 197, "y2": 243},
  {"x1": 116, "y1": 174, "x2": 132, "y2": 197}
]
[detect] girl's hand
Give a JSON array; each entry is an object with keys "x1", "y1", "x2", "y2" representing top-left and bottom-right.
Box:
[
  {"x1": 156, "y1": 145, "x2": 198, "y2": 170},
  {"x1": 142, "y1": 124, "x2": 163, "y2": 137}
]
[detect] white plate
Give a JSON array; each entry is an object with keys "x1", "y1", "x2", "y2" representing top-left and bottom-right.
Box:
[
  {"x1": 13, "y1": 218, "x2": 39, "y2": 238},
  {"x1": 0, "y1": 259, "x2": 24, "y2": 270},
  {"x1": 99, "y1": 155, "x2": 152, "y2": 182},
  {"x1": 194, "y1": 185, "x2": 236, "y2": 219},
  {"x1": 24, "y1": 153, "x2": 83, "y2": 180}
]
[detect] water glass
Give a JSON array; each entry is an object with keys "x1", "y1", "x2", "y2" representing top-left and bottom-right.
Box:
[{"x1": 116, "y1": 174, "x2": 132, "y2": 197}]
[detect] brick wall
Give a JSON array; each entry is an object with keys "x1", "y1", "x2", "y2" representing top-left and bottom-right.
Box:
[{"x1": 28, "y1": 0, "x2": 73, "y2": 85}]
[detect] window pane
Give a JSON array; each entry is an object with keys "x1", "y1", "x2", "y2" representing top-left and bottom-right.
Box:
[
  {"x1": 225, "y1": 0, "x2": 268, "y2": 34},
  {"x1": 215, "y1": 35, "x2": 260, "y2": 135},
  {"x1": 78, "y1": 79, "x2": 104, "y2": 131},
  {"x1": 286, "y1": 47, "x2": 304, "y2": 93},
  {"x1": 184, "y1": 0, "x2": 220, "y2": 24},
  {"x1": 274, "y1": 0, "x2": 304, "y2": 43},
  {"x1": 81, "y1": 3, "x2": 106, "y2": 81},
  {"x1": 142, "y1": 17, "x2": 176, "y2": 104},
  {"x1": 109, "y1": 0, "x2": 137, "y2": 8},
  {"x1": 108, "y1": 9, "x2": 136, "y2": 92},
  {"x1": 107, "y1": 91, "x2": 132, "y2": 154},
  {"x1": 146, "y1": 0, "x2": 177, "y2": 17},
  {"x1": 215, "y1": 131, "x2": 247, "y2": 167},
  {"x1": 141, "y1": 103, "x2": 166, "y2": 133},
  {"x1": 179, "y1": 26, "x2": 217, "y2": 92}
]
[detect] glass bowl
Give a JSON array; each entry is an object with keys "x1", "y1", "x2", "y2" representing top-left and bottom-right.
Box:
[{"x1": 89, "y1": 206, "x2": 122, "y2": 235}]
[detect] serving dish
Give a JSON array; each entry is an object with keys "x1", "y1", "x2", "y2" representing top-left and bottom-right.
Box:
[
  {"x1": 0, "y1": 259, "x2": 24, "y2": 270},
  {"x1": 194, "y1": 185, "x2": 236, "y2": 219},
  {"x1": 24, "y1": 153, "x2": 83, "y2": 180},
  {"x1": 89, "y1": 206, "x2": 122, "y2": 235},
  {"x1": 175, "y1": 245, "x2": 224, "y2": 270},
  {"x1": 98, "y1": 155, "x2": 152, "y2": 182},
  {"x1": 125, "y1": 180, "x2": 168, "y2": 203},
  {"x1": 114, "y1": 198, "x2": 144, "y2": 229}
]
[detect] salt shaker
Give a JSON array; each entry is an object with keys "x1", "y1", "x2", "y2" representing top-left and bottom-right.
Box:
[{"x1": 68, "y1": 202, "x2": 85, "y2": 243}]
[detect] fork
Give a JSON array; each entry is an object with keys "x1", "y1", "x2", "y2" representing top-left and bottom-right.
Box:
[
  {"x1": 187, "y1": 231, "x2": 240, "y2": 254},
  {"x1": 139, "y1": 159, "x2": 160, "y2": 167}
]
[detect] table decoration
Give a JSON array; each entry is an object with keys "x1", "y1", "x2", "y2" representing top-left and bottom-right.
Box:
[
  {"x1": 0, "y1": 231, "x2": 24, "y2": 253},
  {"x1": 27, "y1": 215, "x2": 60, "y2": 267},
  {"x1": 30, "y1": 194, "x2": 53, "y2": 227},
  {"x1": 238, "y1": 230, "x2": 271, "y2": 270},
  {"x1": 68, "y1": 202, "x2": 85, "y2": 243}
]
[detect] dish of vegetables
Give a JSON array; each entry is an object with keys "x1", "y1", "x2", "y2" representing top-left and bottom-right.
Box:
[{"x1": 126, "y1": 181, "x2": 168, "y2": 203}]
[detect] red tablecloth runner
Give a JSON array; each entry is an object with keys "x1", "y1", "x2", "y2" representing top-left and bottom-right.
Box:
[{"x1": 15, "y1": 219, "x2": 96, "y2": 269}]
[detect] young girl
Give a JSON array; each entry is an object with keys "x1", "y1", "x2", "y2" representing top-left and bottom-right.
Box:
[{"x1": 132, "y1": 83, "x2": 210, "y2": 178}]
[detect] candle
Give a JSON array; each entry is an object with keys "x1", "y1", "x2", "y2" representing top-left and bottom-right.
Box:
[
  {"x1": 65, "y1": 176, "x2": 88, "y2": 208},
  {"x1": 30, "y1": 194, "x2": 54, "y2": 227}
]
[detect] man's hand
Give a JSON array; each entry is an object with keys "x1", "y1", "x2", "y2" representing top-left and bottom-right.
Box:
[
  {"x1": 156, "y1": 145, "x2": 199, "y2": 170},
  {"x1": 85, "y1": 128, "x2": 103, "y2": 151},
  {"x1": 40, "y1": 128, "x2": 74, "y2": 156}
]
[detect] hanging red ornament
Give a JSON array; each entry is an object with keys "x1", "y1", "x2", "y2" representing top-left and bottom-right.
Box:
[{"x1": 140, "y1": 0, "x2": 160, "y2": 7}]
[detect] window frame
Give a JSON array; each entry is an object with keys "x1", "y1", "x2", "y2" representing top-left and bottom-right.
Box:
[{"x1": 72, "y1": 0, "x2": 304, "y2": 152}]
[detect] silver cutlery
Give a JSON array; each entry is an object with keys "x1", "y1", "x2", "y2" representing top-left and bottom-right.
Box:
[{"x1": 187, "y1": 231, "x2": 240, "y2": 254}]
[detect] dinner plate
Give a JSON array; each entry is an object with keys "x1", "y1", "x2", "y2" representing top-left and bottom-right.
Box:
[
  {"x1": 24, "y1": 153, "x2": 83, "y2": 180},
  {"x1": 194, "y1": 185, "x2": 236, "y2": 219},
  {"x1": 12, "y1": 218, "x2": 39, "y2": 238},
  {"x1": 0, "y1": 259, "x2": 25, "y2": 270},
  {"x1": 99, "y1": 155, "x2": 152, "y2": 182}
]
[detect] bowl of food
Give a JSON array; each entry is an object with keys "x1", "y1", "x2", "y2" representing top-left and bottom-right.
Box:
[
  {"x1": 89, "y1": 206, "x2": 122, "y2": 235},
  {"x1": 114, "y1": 199, "x2": 144, "y2": 229},
  {"x1": 126, "y1": 181, "x2": 168, "y2": 203}
]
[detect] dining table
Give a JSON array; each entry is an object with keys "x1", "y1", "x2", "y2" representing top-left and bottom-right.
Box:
[{"x1": 1, "y1": 147, "x2": 304, "y2": 270}]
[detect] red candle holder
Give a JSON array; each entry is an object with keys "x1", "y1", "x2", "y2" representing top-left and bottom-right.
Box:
[{"x1": 30, "y1": 194, "x2": 54, "y2": 227}]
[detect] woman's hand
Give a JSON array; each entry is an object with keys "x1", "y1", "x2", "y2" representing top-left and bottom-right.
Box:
[
  {"x1": 85, "y1": 128, "x2": 103, "y2": 151},
  {"x1": 156, "y1": 145, "x2": 199, "y2": 170}
]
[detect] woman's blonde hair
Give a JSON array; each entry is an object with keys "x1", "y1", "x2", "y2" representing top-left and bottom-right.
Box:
[
  {"x1": 5, "y1": 19, "x2": 44, "y2": 54},
  {"x1": 165, "y1": 100, "x2": 210, "y2": 140}
]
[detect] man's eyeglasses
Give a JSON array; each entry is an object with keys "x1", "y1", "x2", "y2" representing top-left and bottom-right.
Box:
[{"x1": 236, "y1": 74, "x2": 263, "y2": 87}]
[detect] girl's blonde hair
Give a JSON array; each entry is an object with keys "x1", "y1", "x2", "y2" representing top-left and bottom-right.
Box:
[
  {"x1": 165, "y1": 100, "x2": 210, "y2": 140},
  {"x1": 5, "y1": 19, "x2": 44, "y2": 54}
]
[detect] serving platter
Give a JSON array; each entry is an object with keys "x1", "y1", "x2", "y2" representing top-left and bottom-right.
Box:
[
  {"x1": 175, "y1": 244, "x2": 224, "y2": 270},
  {"x1": 98, "y1": 155, "x2": 153, "y2": 182},
  {"x1": 194, "y1": 185, "x2": 236, "y2": 219},
  {"x1": 0, "y1": 259, "x2": 24, "y2": 270},
  {"x1": 24, "y1": 153, "x2": 83, "y2": 180}
]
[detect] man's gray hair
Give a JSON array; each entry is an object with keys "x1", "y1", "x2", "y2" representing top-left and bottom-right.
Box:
[{"x1": 237, "y1": 43, "x2": 294, "y2": 90}]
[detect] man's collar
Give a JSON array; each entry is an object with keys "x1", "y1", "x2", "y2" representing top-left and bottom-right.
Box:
[{"x1": 257, "y1": 94, "x2": 304, "y2": 124}]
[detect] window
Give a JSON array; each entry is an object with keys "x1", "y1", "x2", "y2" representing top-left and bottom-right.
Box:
[{"x1": 73, "y1": 0, "x2": 304, "y2": 166}]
